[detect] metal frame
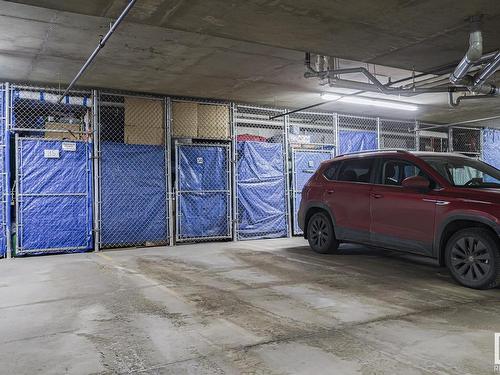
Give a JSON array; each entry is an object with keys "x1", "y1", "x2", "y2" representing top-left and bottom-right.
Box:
[
  {"x1": 174, "y1": 141, "x2": 232, "y2": 242},
  {"x1": 15, "y1": 136, "x2": 92, "y2": 255},
  {"x1": 166, "y1": 97, "x2": 174, "y2": 246}
]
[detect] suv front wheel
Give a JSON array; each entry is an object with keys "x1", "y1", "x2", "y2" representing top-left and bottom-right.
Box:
[
  {"x1": 307, "y1": 212, "x2": 340, "y2": 254},
  {"x1": 445, "y1": 228, "x2": 500, "y2": 289}
]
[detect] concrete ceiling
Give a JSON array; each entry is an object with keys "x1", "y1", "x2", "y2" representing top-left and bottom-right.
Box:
[{"x1": 1, "y1": 0, "x2": 500, "y2": 124}]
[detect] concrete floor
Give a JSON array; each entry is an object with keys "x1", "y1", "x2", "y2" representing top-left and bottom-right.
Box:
[{"x1": 0, "y1": 238, "x2": 499, "y2": 375}]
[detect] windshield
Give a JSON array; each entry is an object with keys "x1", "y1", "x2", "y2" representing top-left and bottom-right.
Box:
[{"x1": 421, "y1": 156, "x2": 500, "y2": 188}]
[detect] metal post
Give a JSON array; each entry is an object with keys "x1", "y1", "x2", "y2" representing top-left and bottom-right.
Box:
[
  {"x1": 92, "y1": 90, "x2": 100, "y2": 252},
  {"x1": 415, "y1": 121, "x2": 420, "y2": 151},
  {"x1": 480, "y1": 127, "x2": 485, "y2": 161},
  {"x1": 448, "y1": 127, "x2": 454, "y2": 152},
  {"x1": 376, "y1": 117, "x2": 381, "y2": 150},
  {"x1": 14, "y1": 133, "x2": 19, "y2": 257},
  {"x1": 334, "y1": 113, "x2": 339, "y2": 155},
  {"x1": 230, "y1": 103, "x2": 238, "y2": 242},
  {"x1": 166, "y1": 97, "x2": 174, "y2": 246},
  {"x1": 283, "y1": 112, "x2": 292, "y2": 238},
  {"x1": 4, "y1": 83, "x2": 11, "y2": 258}
]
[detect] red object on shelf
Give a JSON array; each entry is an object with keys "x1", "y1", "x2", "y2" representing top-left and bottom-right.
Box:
[{"x1": 236, "y1": 134, "x2": 267, "y2": 142}]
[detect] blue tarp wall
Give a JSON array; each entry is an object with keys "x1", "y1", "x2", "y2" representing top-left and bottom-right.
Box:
[
  {"x1": 177, "y1": 145, "x2": 229, "y2": 239},
  {"x1": 17, "y1": 139, "x2": 92, "y2": 254},
  {"x1": 483, "y1": 128, "x2": 500, "y2": 170},
  {"x1": 237, "y1": 141, "x2": 288, "y2": 239},
  {"x1": 0, "y1": 88, "x2": 5, "y2": 257},
  {"x1": 100, "y1": 142, "x2": 168, "y2": 246},
  {"x1": 293, "y1": 150, "x2": 333, "y2": 234},
  {"x1": 339, "y1": 130, "x2": 377, "y2": 154}
]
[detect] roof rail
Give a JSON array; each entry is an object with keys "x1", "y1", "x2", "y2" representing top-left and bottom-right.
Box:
[{"x1": 335, "y1": 149, "x2": 411, "y2": 158}]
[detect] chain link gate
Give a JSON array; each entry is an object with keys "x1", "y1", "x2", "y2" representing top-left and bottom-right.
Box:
[
  {"x1": 234, "y1": 105, "x2": 290, "y2": 240},
  {"x1": 9, "y1": 85, "x2": 93, "y2": 255},
  {"x1": 175, "y1": 142, "x2": 231, "y2": 241},
  {"x1": 291, "y1": 148, "x2": 334, "y2": 235},
  {"x1": 98, "y1": 93, "x2": 169, "y2": 249}
]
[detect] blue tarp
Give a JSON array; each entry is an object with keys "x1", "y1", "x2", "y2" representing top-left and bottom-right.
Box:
[
  {"x1": 293, "y1": 150, "x2": 333, "y2": 234},
  {"x1": 484, "y1": 128, "x2": 500, "y2": 170},
  {"x1": 17, "y1": 139, "x2": 92, "y2": 254},
  {"x1": 339, "y1": 130, "x2": 377, "y2": 154},
  {"x1": 178, "y1": 145, "x2": 229, "y2": 239},
  {"x1": 101, "y1": 142, "x2": 168, "y2": 246},
  {"x1": 0, "y1": 88, "x2": 5, "y2": 257},
  {"x1": 237, "y1": 141, "x2": 288, "y2": 239}
]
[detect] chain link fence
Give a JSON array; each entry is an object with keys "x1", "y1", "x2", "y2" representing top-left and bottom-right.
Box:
[
  {"x1": 450, "y1": 126, "x2": 482, "y2": 157},
  {"x1": 287, "y1": 111, "x2": 336, "y2": 149},
  {"x1": 98, "y1": 92, "x2": 169, "y2": 249},
  {"x1": 338, "y1": 114, "x2": 378, "y2": 154},
  {"x1": 234, "y1": 105, "x2": 290, "y2": 240},
  {"x1": 417, "y1": 123, "x2": 449, "y2": 152},
  {"x1": 379, "y1": 119, "x2": 417, "y2": 150}
]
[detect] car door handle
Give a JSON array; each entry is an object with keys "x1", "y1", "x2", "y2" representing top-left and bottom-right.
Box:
[
  {"x1": 326, "y1": 190, "x2": 334, "y2": 194},
  {"x1": 371, "y1": 193, "x2": 383, "y2": 199}
]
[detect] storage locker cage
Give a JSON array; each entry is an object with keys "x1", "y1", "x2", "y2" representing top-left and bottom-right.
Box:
[
  {"x1": 0, "y1": 81, "x2": 499, "y2": 258},
  {"x1": 234, "y1": 105, "x2": 291, "y2": 240},
  {"x1": 8, "y1": 84, "x2": 93, "y2": 255},
  {"x1": 175, "y1": 142, "x2": 231, "y2": 242},
  {"x1": 97, "y1": 92, "x2": 171, "y2": 249}
]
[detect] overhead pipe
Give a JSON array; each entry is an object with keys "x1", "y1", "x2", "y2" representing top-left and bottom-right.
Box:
[
  {"x1": 449, "y1": 16, "x2": 483, "y2": 85},
  {"x1": 472, "y1": 51, "x2": 500, "y2": 91},
  {"x1": 57, "y1": 0, "x2": 137, "y2": 102},
  {"x1": 304, "y1": 62, "x2": 467, "y2": 96}
]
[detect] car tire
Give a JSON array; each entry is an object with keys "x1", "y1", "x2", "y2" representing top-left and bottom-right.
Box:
[
  {"x1": 307, "y1": 212, "x2": 339, "y2": 254},
  {"x1": 445, "y1": 228, "x2": 500, "y2": 289}
]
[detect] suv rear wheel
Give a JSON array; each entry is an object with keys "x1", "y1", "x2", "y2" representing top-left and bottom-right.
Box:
[
  {"x1": 445, "y1": 228, "x2": 500, "y2": 289},
  {"x1": 307, "y1": 212, "x2": 339, "y2": 254}
]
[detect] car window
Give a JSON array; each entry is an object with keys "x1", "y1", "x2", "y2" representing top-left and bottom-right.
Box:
[
  {"x1": 379, "y1": 159, "x2": 435, "y2": 188},
  {"x1": 337, "y1": 159, "x2": 373, "y2": 183},
  {"x1": 323, "y1": 163, "x2": 340, "y2": 181},
  {"x1": 422, "y1": 156, "x2": 500, "y2": 188}
]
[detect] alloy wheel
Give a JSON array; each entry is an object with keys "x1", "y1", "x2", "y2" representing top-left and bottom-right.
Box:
[{"x1": 450, "y1": 236, "x2": 492, "y2": 283}]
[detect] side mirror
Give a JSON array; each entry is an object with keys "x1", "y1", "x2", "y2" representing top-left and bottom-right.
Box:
[{"x1": 402, "y1": 175, "x2": 430, "y2": 191}]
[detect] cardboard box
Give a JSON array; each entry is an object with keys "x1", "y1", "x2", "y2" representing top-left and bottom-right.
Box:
[
  {"x1": 124, "y1": 97, "x2": 163, "y2": 129},
  {"x1": 45, "y1": 122, "x2": 84, "y2": 140},
  {"x1": 172, "y1": 102, "x2": 198, "y2": 138},
  {"x1": 124, "y1": 123, "x2": 164, "y2": 146},
  {"x1": 197, "y1": 104, "x2": 229, "y2": 139}
]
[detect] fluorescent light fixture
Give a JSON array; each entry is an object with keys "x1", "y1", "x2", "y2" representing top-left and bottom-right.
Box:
[
  {"x1": 320, "y1": 92, "x2": 418, "y2": 111},
  {"x1": 320, "y1": 92, "x2": 342, "y2": 101},
  {"x1": 339, "y1": 96, "x2": 418, "y2": 111}
]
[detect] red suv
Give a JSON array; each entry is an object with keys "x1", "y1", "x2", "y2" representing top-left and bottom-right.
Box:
[{"x1": 298, "y1": 150, "x2": 500, "y2": 289}]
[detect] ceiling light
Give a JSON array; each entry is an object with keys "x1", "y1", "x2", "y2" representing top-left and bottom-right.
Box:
[{"x1": 339, "y1": 96, "x2": 418, "y2": 111}]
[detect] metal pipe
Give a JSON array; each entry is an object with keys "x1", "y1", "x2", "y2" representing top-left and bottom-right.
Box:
[
  {"x1": 91, "y1": 90, "x2": 100, "y2": 252},
  {"x1": 448, "y1": 91, "x2": 498, "y2": 107},
  {"x1": 57, "y1": 0, "x2": 137, "y2": 102},
  {"x1": 450, "y1": 17, "x2": 483, "y2": 85},
  {"x1": 473, "y1": 51, "x2": 500, "y2": 88}
]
